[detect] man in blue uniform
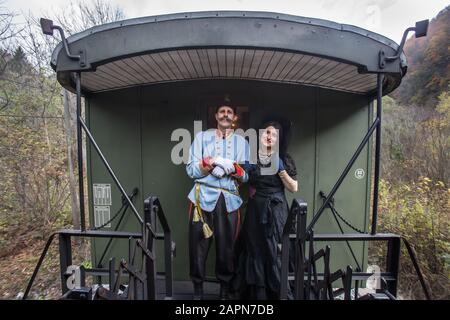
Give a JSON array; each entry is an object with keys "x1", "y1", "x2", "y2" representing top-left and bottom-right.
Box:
[{"x1": 186, "y1": 95, "x2": 249, "y2": 299}]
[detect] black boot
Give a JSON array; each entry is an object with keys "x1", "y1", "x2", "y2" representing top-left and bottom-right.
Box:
[
  {"x1": 193, "y1": 283, "x2": 203, "y2": 300},
  {"x1": 219, "y1": 283, "x2": 230, "y2": 300}
]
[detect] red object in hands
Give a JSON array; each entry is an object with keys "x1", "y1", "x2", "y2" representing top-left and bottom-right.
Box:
[
  {"x1": 231, "y1": 163, "x2": 245, "y2": 178},
  {"x1": 202, "y1": 157, "x2": 214, "y2": 170}
]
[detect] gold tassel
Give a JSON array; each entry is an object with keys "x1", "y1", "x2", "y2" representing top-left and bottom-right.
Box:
[
  {"x1": 192, "y1": 207, "x2": 200, "y2": 222},
  {"x1": 194, "y1": 184, "x2": 213, "y2": 238},
  {"x1": 202, "y1": 222, "x2": 213, "y2": 239}
]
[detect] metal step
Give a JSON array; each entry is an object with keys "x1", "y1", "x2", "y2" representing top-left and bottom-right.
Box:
[{"x1": 287, "y1": 273, "x2": 396, "y2": 281}]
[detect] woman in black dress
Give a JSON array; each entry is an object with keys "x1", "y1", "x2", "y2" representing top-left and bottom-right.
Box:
[{"x1": 233, "y1": 120, "x2": 298, "y2": 300}]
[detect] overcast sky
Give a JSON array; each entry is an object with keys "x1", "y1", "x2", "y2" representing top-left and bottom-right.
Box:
[{"x1": 5, "y1": 0, "x2": 449, "y2": 43}]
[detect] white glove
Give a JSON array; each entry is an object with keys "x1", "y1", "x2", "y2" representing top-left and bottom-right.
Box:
[
  {"x1": 211, "y1": 166, "x2": 226, "y2": 178},
  {"x1": 213, "y1": 157, "x2": 235, "y2": 175}
]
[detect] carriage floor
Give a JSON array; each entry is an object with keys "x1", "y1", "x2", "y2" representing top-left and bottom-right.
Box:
[{"x1": 156, "y1": 279, "x2": 221, "y2": 300}]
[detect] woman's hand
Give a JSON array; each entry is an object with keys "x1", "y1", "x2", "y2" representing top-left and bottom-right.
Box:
[{"x1": 278, "y1": 170, "x2": 298, "y2": 193}]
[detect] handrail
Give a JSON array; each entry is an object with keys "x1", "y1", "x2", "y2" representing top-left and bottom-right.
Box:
[
  {"x1": 24, "y1": 196, "x2": 175, "y2": 300},
  {"x1": 310, "y1": 233, "x2": 431, "y2": 299},
  {"x1": 144, "y1": 196, "x2": 174, "y2": 299},
  {"x1": 97, "y1": 189, "x2": 139, "y2": 268},
  {"x1": 23, "y1": 232, "x2": 59, "y2": 299},
  {"x1": 307, "y1": 117, "x2": 380, "y2": 233},
  {"x1": 283, "y1": 216, "x2": 430, "y2": 300},
  {"x1": 280, "y1": 198, "x2": 307, "y2": 299},
  {"x1": 79, "y1": 118, "x2": 143, "y2": 225},
  {"x1": 23, "y1": 229, "x2": 142, "y2": 300},
  {"x1": 401, "y1": 237, "x2": 431, "y2": 300}
]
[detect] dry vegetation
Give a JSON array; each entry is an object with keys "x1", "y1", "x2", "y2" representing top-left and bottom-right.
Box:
[{"x1": 0, "y1": 2, "x2": 448, "y2": 300}]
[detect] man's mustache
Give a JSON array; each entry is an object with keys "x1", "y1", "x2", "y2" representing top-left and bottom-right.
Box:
[{"x1": 219, "y1": 116, "x2": 233, "y2": 121}]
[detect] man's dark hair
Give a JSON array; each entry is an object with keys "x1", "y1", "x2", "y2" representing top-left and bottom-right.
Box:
[{"x1": 215, "y1": 94, "x2": 236, "y2": 113}]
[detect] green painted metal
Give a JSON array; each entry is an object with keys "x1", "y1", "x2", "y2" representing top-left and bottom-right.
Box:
[
  {"x1": 86, "y1": 79, "x2": 372, "y2": 280},
  {"x1": 50, "y1": 12, "x2": 406, "y2": 97},
  {"x1": 86, "y1": 88, "x2": 144, "y2": 271},
  {"x1": 51, "y1": 11, "x2": 405, "y2": 86}
]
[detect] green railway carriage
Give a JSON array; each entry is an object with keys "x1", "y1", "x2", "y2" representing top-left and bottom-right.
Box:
[{"x1": 24, "y1": 11, "x2": 431, "y2": 300}]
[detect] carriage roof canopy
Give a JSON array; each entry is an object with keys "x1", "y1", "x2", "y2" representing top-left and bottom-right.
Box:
[{"x1": 51, "y1": 11, "x2": 407, "y2": 95}]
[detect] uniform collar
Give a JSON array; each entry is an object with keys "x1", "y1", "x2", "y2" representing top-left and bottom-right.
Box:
[{"x1": 215, "y1": 128, "x2": 234, "y2": 140}]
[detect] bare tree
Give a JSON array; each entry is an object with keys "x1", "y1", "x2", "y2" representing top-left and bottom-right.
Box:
[
  {"x1": 63, "y1": 89, "x2": 80, "y2": 229},
  {"x1": 0, "y1": 1, "x2": 24, "y2": 111},
  {"x1": 0, "y1": 1, "x2": 23, "y2": 46},
  {"x1": 55, "y1": 1, "x2": 126, "y2": 228},
  {"x1": 16, "y1": 0, "x2": 126, "y2": 228},
  {"x1": 53, "y1": 0, "x2": 125, "y2": 35}
]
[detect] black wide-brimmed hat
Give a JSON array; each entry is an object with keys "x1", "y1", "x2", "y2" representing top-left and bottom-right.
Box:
[{"x1": 214, "y1": 94, "x2": 236, "y2": 113}]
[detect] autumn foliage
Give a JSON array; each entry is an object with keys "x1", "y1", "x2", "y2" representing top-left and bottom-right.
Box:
[{"x1": 0, "y1": 2, "x2": 448, "y2": 300}]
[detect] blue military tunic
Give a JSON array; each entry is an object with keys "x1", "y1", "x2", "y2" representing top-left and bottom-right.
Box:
[{"x1": 186, "y1": 130, "x2": 249, "y2": 213}]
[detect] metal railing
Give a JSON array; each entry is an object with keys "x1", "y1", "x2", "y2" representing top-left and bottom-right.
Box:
[
  {"x1": 143, "y1": 196, "x2": 175, "y2": 299},
  {"x1": 279, "y1": 199, "x2": 432, "y2": 300},
  {"x1": 23, "y1": 195, "x2": 175, "y2": 300}
]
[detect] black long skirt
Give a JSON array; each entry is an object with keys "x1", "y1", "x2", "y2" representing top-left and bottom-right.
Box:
[{"x1": 232, "y1": 190, "x2": 294, "y2": 300}]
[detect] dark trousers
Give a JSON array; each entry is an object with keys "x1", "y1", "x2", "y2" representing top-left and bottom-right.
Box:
[{"x1": 188, "y1": 193, "x2": 240, "y2": 285}]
